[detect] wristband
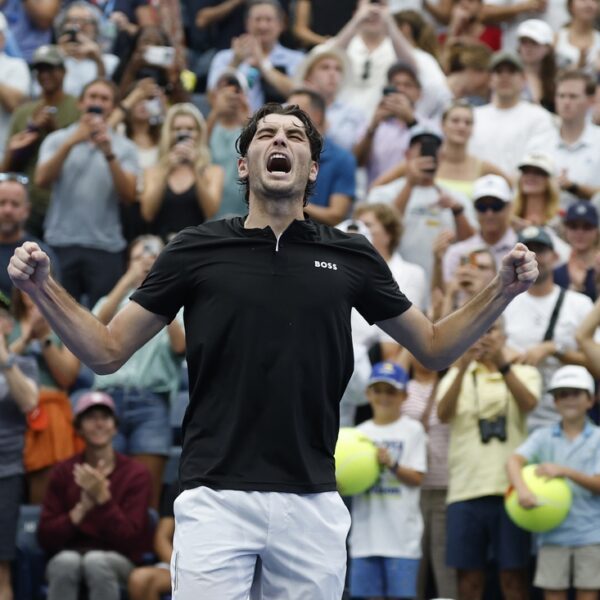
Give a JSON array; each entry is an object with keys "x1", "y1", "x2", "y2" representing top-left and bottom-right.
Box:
[
  {"x1": 260, "y1": 58, "x2": 273, "y2": 72},
  {"x1": 498, "y1": 363, "x2": 512, "y2": 376}
]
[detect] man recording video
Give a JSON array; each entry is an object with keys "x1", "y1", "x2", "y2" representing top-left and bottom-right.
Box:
[{"x1": 34, "y1": 78, "x2": 139, "y2": 307}]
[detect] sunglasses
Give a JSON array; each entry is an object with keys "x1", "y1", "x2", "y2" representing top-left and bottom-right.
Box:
[
  {"x1": 474, "y1": 198, "x2": 506, "y2": 213},
  {"x1": 0, "y1": 172, "x2": 29, "y2": 186},
  {"x1": 565, "y1": 221, "x2": 596, "y2": 231},
  {"x1": 362, "y1": 59, "x2": 371, "y2": 81}
]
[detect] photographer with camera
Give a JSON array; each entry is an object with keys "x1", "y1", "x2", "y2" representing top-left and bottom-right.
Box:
[
  {"x1": 90, "y1": 235, "x2": 185, "y2": 509},
  {"x1": 34, "y1": 78, "x2": 140, "y2": 307},
  {"x1": 54, "y1": 2, "x2": 120, "y2": 97},
  {"x1": 436, "y1": 319, "x2": 541, "y2": 600}
]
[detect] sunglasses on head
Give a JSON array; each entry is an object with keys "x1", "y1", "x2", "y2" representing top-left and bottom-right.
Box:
[
  {"x1": 0, "y1": 172, "x2": 29, "y2": 186},
  {"x1": 474, "y1": 197, "x2": 505, "y2": 213}
]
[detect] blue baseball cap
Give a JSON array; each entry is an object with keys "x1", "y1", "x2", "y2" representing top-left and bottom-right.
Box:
[
  {"x1": 368, "y1": 362, "x2": 409, "y2": 390},
  {"x1": 564, "y1": 201, "x2": 598, "y2": 227}
]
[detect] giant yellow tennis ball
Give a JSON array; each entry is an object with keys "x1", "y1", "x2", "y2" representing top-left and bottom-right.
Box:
[
  {"x1": 505, "y1": 464, "x2": 572, "y2": 533},
  {"x1": 335, "y1": 428, "x2": 380, "y2": 496}
]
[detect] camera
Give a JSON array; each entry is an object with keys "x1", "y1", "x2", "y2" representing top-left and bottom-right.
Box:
[
  {"x1": 86, "y1": 106, "x2": 103, "y2": 115},
  {"x1": 478, "y1": 416, "x2": 507, "y2": 444},
  {"x1": 382, "y1": 85, "x2": 398, "y2": 96}
]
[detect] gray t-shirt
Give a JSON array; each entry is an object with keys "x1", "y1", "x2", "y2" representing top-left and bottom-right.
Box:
[
  {"x1": 39, "y1": 123, "x2": 140, "y2": 252},
  {"x1": 0, "y1": 356, "x2": 38, "y2": 478}
]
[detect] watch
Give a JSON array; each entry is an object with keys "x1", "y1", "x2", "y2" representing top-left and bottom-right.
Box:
[
  {"x1": 0, "y1": 353, "x2": 17, "y2": 371},
  {"x1": 498, "y1": 363, "x2": 512, "y2": 376}
]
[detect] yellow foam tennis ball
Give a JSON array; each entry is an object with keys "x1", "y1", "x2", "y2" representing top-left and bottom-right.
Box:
[
  {"x1": 335, "y1": 428, "x2": 380, "y2": 496},
  {"x1": 505, "y1": 464, "x2": 572, "y2": 533}
]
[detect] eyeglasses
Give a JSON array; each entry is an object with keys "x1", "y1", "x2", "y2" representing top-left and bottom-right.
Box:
[
  {"x1": 0, "y1": 173, "x2": 29, "y2": 186},
  {"x1": 362, "y1": 59, "x2": 371, "y2": 81},
  {"x1": 474, "y1": 198, "x2": 506, "y2": 213}
]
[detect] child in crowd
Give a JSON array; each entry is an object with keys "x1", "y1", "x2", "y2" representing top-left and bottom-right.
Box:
[
  {"x1": 349, "y1": 361, "x2": 427, "y2": 600},
  {"x1": 507, "y1": 365, "x2": 600, "y2": 600}
]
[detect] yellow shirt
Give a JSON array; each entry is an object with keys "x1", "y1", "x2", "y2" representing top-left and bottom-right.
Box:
[{"x1": 437, "y1": 362, "x2": 542, "y2": 504}]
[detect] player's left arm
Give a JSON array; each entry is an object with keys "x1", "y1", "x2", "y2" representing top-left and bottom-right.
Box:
[{"x1": 377, "y1": 243, "x2": 538, "y2": 371}]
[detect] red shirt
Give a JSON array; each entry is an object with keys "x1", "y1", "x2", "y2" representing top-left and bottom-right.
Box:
[{"x1": 37, "y1": 452, "x2": 152, "y2": 563}]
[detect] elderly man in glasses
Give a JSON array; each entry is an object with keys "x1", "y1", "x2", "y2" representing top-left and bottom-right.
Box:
[
  {"x1": 0, "y1": 172, "x2": 59, "y2": 298},
  {"x1": 443, "y1": 174, "x2": 517, "y2": 284}
]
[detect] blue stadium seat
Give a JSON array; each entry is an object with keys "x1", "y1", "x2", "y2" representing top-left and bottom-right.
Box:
[{"x1": 171, "y1": 391, "x2": 188, "y2": 446}]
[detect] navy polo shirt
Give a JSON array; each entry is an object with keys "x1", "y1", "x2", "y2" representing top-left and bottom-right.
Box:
[
  {"x1": 309, "y1": 136, "x2": 357, "y2": 208},
  {"x1": 131, "y1": 217, "x2": 410, "y2": 494}
]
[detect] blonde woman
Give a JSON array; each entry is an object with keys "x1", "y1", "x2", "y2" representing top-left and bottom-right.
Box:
[
  {"x1": 513, "y1": 152, "x2": 571, "y2": 263},
  {"x1": 141, "y1": 103, "x2": 224, "y2": 240}
]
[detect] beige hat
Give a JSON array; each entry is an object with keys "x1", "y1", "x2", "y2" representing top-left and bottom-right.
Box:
[
  {"x1": 294, "y1": 44, "x2": 351, "y2": 89},
  {"x1": 518, "y1": 152, "x2": 555, "y2": 176}
]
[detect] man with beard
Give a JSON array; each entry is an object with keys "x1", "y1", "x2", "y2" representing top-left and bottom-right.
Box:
[
  {"x1": 0, "y1": 173, "x2": 58, "y2": 297},
  {"x1": 504, "y1": 226, "x2": 593, "y2": 432},
  {"x1": 3, "y1": 45, "x2": 80, "y2": 238},
  {"x1": 9, "y1": 103, "x2": 538, "y2": 599}
]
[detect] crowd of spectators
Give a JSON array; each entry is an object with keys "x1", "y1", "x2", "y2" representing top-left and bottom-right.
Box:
[{"x1": 1, "y1": 0, "x2": 600, "y2": 598}]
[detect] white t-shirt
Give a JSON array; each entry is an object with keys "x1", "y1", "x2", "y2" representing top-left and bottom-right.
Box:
[
  {"x1": 503, "y1": 286, "x2": 593, "y2": 431},
  {"x1": 0, "y1": 52, "x2": 31, "y2": 162},
  {"x1": 540, "y1": 123, "x2": 600, "y2": 210},
  {"x1": 368, "y1": 178, "x2": 474, "y2": 296},
  {"x1": 413, "y1": 48, "x2": 452, "y2": 121},
  {"x1": 469, "y1": 101, "x2": 555, "y2": 175},
  {"x1": 340, "y1": 253, "x2": 425, "y2": 422},
  {"x1": 350, "y1": 416, "x2": 427, "y2": 558}
]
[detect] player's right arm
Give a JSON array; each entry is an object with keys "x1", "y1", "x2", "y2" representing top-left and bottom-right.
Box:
[{"x1": 8, "y1": 242, "x2": 167, "y2": 374}]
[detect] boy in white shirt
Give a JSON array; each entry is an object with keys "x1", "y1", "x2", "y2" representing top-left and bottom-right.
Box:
[{"x1": 349, "y1": 361, "x2": 427, "y2": 600}]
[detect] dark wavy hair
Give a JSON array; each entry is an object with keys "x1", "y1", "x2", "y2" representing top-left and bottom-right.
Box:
[{"x1": 236, "y1": 103, "x2": 323, "y2": 206}]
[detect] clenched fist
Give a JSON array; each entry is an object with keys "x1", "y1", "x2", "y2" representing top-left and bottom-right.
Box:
[{"x1": 8, "y1": 242, "x2": 51, "y2": 295}]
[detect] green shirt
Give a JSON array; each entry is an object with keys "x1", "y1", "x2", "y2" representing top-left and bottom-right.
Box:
[
  {"x1": 92, "y1": 293, "x2": 184, "y2": 398},
  {"x1": 8, "y1": 95, "x2": 80, "y2": 236}
]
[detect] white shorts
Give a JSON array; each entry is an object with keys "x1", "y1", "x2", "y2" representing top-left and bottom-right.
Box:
[{"x1": 171, "y1": 486, "x2": 351, "y2": 600}]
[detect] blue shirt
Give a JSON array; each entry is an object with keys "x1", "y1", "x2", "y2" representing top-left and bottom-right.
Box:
[
  {"x1": 309, "y1": 137, "x2": 356, "y2": 209},
  {"x1": 207, "y1": 43, "x2": 304, "y2": 111},
  {"x1": 2, "y1": 0, "x2": 52, "y2": 63},
  {"x1": 516, "y1": 421, "x2": 600, "y2": 546}
]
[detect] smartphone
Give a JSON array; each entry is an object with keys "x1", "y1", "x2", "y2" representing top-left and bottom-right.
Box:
[
  {"x1": 63, "y1": 27, "x2": 80, "y2": 43},
  {"x1": 86, "y1": 106, "x2": 103, "y2": 115},
  {"x1": 144, "y1": 45, "x2": 175, "y2": 68},
  {"x1": 382, "y1": 85, "x2": 398, "y2": 96},
  {"x1": 176, "y1": 132, "x2": 192, "y2": 144}
]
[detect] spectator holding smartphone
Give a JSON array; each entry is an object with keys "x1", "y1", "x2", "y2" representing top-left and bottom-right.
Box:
[
  {"x1": 4, "y1": 45, "x2": 80, "y2": 239},
  {"x1": 353, "y1": 61, "x2": 428, "y2": 187},
  {"x1": 35, "y1": 78, "x2": 140, "y2": 307},
  {"x1": 368, "y1": 127, "x2": 476, "y2": 298},
  {"x1": 54, "y1": 2, "x2": 120, "y2": 97},
  {"x1": 140, "y1": 103, "x2": 223, "y2": 240},
  {"x1": 114, "y1": 25, "x2": 188, "y2": 105}
]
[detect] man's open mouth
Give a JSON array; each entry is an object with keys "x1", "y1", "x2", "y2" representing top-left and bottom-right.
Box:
[{"x1": 267, "y1": 153, "x2": 291, "y2": 173}]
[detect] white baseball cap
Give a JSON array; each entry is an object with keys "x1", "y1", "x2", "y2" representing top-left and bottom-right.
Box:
[
  {"x1": 517, "y1": 19, "x2": 554, "y2": 45},
  {"x1": 548, "y1": 366, "x2": 595, "y2": 395},
  {"x1": 518, "y1": 152, "x2": 555, "y2": 177},
  {"x1": 472, "y1": 174, "x2": 513, "y2": 203}
]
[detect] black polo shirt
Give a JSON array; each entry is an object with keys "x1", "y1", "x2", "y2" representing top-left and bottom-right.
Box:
[{"x1": 131, "y1": 217, "x2": 411, "y2": 493}]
